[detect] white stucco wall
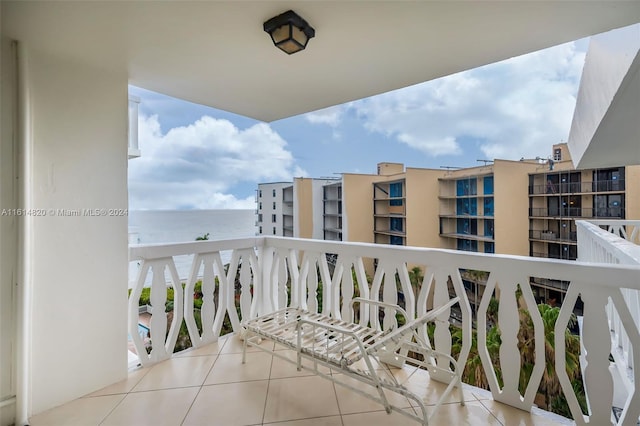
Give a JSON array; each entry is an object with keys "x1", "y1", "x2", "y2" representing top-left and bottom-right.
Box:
[
  {"x1": 0, "y1": 35, "x2": 18, "y2": 426},
  {"x1": 568, "y1": 23, "x2": 640, "y2": 168},
  {"x1": 24, "y1": 48, "x2": 128, "y2": 415}
]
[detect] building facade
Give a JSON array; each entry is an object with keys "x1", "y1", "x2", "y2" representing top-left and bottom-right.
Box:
[{"x1": 256, "y1": 182, "x2": 293, "y2": 236}]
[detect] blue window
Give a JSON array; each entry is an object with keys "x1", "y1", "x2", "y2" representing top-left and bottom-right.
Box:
[
  {"x1": 457, "y1": 239, "x2": 477, "y2": 252},
  {"x1": 484, "y1": 197, "x2": 494, "y2": 216},
  {"x1": 456, "y1": 198, "x2": 478, "y2": 216},
  {"x1": 456, "y1": 178, "x2": 477, "y2": 196},
  {"x1": 457, "y1": 218, "x2": 477, "y2": 235},
  {"x1": 389, "y1": 182, "x2": 403, "y2": 206},
  {"x1": 390, "y1": 235, "x2": 404, "y2": 245},
  {"x1": 484, "y1": 242, "x2": 495, "y2": 253},
  {"x1": 390, "y1": 217, "x2": 403, "y2": 232},
  {"x1": 456, "y1": 198, "x2": 477, "y2": 215},
  {"x1": 484, "y1": 176, "x2": 494, "y2": 195},
  {"x1": 484, "y1": 219, "x2": 494, "y2": 238}
]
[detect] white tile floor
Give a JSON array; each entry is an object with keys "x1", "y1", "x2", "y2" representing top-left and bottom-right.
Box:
[{"x1": 30, "y1": 334, "x2": 573, "y2": 426}]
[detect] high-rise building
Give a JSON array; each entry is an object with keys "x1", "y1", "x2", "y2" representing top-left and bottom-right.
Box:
[{"x1": 255, "y1": 182, "x2": 293, "y2": 236}]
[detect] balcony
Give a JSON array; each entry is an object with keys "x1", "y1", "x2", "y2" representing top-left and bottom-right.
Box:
[
  {"x1": 529, "y1": 230, "x2": 578, "y2": 244},
  {"x1": 529, "y1": 180, "x2": 625, "y2": 195},
  {"x1": 30, "y1": 231, "x2": 640, "y2": 425},
  {"x1": 529, "y1": 207, "x2": 625, "y2": 219},
  {"x1": 29, "y1": 334, "x2": 569, "y2": 426}
]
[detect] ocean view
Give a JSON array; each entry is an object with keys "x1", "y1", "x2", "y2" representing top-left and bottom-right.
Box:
[{"x1": 128, "y1": 209, "x2": 256, "y2": 283}]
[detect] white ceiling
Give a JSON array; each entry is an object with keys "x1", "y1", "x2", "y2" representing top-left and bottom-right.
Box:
[{"x1": 4, "y1": 1, "x2": 640, "y2": 122}]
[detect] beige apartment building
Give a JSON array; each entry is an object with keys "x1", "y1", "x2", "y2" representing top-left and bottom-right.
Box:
[{"x1": 257, "y1": 145, "x2": 639, "y2": 306}]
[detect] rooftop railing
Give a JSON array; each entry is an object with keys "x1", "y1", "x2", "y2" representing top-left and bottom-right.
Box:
[{"x1": 129, "y1": 235, "x2": 640, "y2": 425}]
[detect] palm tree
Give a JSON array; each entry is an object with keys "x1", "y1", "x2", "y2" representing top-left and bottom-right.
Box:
[{"x1": 517, "y1": 302, "x2": 583, "y2": 412}]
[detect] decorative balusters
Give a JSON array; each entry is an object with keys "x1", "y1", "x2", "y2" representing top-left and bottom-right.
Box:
[
  {"x1": 298, "y1": 253, "x2": 316, "y2": 313},
  {"x1": 128, "y1": 234, "x2": 640, "y2": 423},
  {"x1": 449, "y1": 269, "x2": 472, "y2": 379},
  {"x1": 274, "y1": 249, "x2": 290, "y2": 309},
  {"x1": 184, "y1": 252, "x2": 218, "y2": 347},
  {"x1": 610, "y1": 289, "x2": 640, "y2": 425},
  {"x1": 128, "y1": 258, "x2": 183, "y2": 367},
  {"x1": 396, "y1": 263, "x2": 415, "y2": 321},
  {"x1": 286, "y1": 249, "x2": 301, "y2": 308},
  {"x1": 416, "y1": 269, "x2": 434, "y2": 347},
  {"x1": 431, "y1": 268, "x2": 453, "y2": 380},
  {"x1": 353, "y1": 257, "x2": 370, "y2": 326}
]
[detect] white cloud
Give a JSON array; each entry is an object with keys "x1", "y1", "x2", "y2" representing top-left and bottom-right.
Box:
[
  {"x1": 350, "y1": 41, "x2": 586, "y2": 159},
  {"x1": 304, "y1": 105, "x2": 344, "y2": 127},
  {"x1": 129, "y1": 115, "x2": 305, "y2": 210}
]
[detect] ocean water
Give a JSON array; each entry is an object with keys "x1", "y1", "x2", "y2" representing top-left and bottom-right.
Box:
[{"x1": 128, "y1": 209, "x2": 256, "y2": 284}]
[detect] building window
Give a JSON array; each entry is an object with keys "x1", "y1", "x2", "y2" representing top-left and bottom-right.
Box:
[
  {"x1": 484, "y1": 242, "x2": 495, "y2": 254},
  {"x1": 457, "y1": 218, "x2": 477, "y2": 235},
  {"x1": 258, "y1": 213, "x2": 263, "y2": 222},
  {"x1": 483, "y1": 176, "x2": 494, "y2": 195},
  {"x1": 259, "y1": 226, "x2": 262, "y2": 233},
  {"x1": 259, "y1": 190, "x2": 262, "y2": 198},
  {"x1": 390, "y1": 235, "x2": 404, "y2": 245},
  {"x1": 272, "y1": 189, "x2": 276, "y2": 197},
  {"x1": 259, "y1": 202, "x2": 262, "y2": 210},
  {"x1": 390, "y1": 217, "x2": 403, "y2": 232},
  {"x1": 484, "y1": 197, "x2": 494, "y2": 216},
  {"x1": 273, "y1": 227, "x2": 276, "y2": 235},
  {"x1": 456, "y1": 198, "x2": 477, "y2": 215},
  {"x1": 272, "y1": 214, "x2": 276, "y2": 223},
  {"x1": 553, "y1": 148, "x2": 562, "y2": 161},
  {"x1": 456, "y1": 178, "x2": 477, "y2": 196},
  {"x1": 272, "y1": 201, "x2": 276, "y2": 210},
  {"x1": 594, "y1": 194, "x2": 624, "y2": 218},
  {"x1": 484, "y1": 219, "x2": 494, "y2": 238},
  {"x1": 389, "y1": 182, "x2": 403, "y2": 206},
  {"x1": 457, "y1": 239, "x2": 477, "y2": 252}
]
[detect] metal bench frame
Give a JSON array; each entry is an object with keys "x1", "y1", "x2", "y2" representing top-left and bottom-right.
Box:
[{"x1": 242, "y1": 297, "x2": 464, "y2": 425}]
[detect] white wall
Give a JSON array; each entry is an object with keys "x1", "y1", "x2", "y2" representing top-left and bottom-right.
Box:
[
  {"x1": 0, "y1": 35, "x2": 18, "y2": 426},
  {"x1": 23, "y1": 47, "x2": 128, "y2": 415},
  {"x1": 568, "y1": 23, "x2": 640, "y2": 168}
]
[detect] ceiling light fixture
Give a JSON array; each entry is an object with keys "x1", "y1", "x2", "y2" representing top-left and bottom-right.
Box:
[{"x1": 263, "y1": 10, "x2": 315, "y2": 55}]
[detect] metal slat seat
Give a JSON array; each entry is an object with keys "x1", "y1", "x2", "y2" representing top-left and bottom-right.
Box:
[{"x1": 241, "y1": 297, "x2": 464, "y2": 426}]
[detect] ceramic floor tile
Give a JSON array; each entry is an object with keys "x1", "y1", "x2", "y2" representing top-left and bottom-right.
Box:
[
  {"x1": 29, "y1": 394, "x2": 125, "y2": 426},
  {"x1": 220, "y1": 334, "x2": 274, "y2": 354},
  {"x1": 331, "y1": 373, "x2": 414, "y2": 415},
  {"x1": 101, "y1": 387, "x2": 199, "y2": 426},
  {"x1": 205, "y1": 352, "x2": 272, "y2": 384},
  {"x1": 263, "y1": 416, "x2": 343, "y2": 426},
  {"x1": 479, "y1": 399, "x2": 572, "y2": 425},
  {"x1": 428, "y1": 400, "x2": 502, "y2": 426},
  {"x1": 182, "y1": 381, "x2": 269, "y2": 426},
  {"x1": 389, "y1": 365, "x2": 473, "y2": 406},
  {"x1": 132, "y1": 355, "x2": 216, "y2": 392},
  {"x1": 263, "y1": 375, "x2": 340, "y2": 423},
  {"x1": 270, "y1": 349, "x2": 331, "y2": 379},
  {"x1": 174, "y1": 339, "x2": 225, "y2": 357},
  {"x1": 341, "y1": 410, "x2": 423, "y2": 426},
  {"x1": 85, "y1": 368, "x2": 150, "y2": 397}
]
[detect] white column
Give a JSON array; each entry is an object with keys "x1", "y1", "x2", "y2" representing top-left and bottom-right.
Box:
[{"x1": 21, "y1": 47, "x2": 128, "y2": 416}]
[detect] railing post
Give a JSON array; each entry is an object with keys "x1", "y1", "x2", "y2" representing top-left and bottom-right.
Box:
[{"x1": 257, "y1": 241, "x2": 275, "y2": 316}]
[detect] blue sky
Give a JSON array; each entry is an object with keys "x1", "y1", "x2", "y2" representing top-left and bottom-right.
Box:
[{"x1": 128, "y1": 37, "x2": 588, "y2": 210}]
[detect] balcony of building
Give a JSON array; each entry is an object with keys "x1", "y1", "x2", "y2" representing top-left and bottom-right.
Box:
[
  {"x1": 3, "y1": 3, "x2": 640, "y2": 425},
  {"x1": 30, "y1": 333, "x2": 572, "y2": 426},
  {"x1": 26, "y1": 227, "x2": 640, "y2": 425}
]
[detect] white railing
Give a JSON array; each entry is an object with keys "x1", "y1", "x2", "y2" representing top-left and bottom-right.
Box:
[
  {"x1": 129, "y1": 236, "x2": 640, "y2": 425},
  {"x1": 577, "y1": 219, "x2": 640, "y2": 421}
]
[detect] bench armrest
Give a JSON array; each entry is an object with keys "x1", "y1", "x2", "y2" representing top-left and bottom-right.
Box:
[{"x1": 350, "y1": 297, "x2": 410, "y2": 327}]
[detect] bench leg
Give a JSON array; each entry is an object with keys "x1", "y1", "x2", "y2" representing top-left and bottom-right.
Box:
[{"x1": 242, "y1": 331, "x2": 248, "y2": 364}]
